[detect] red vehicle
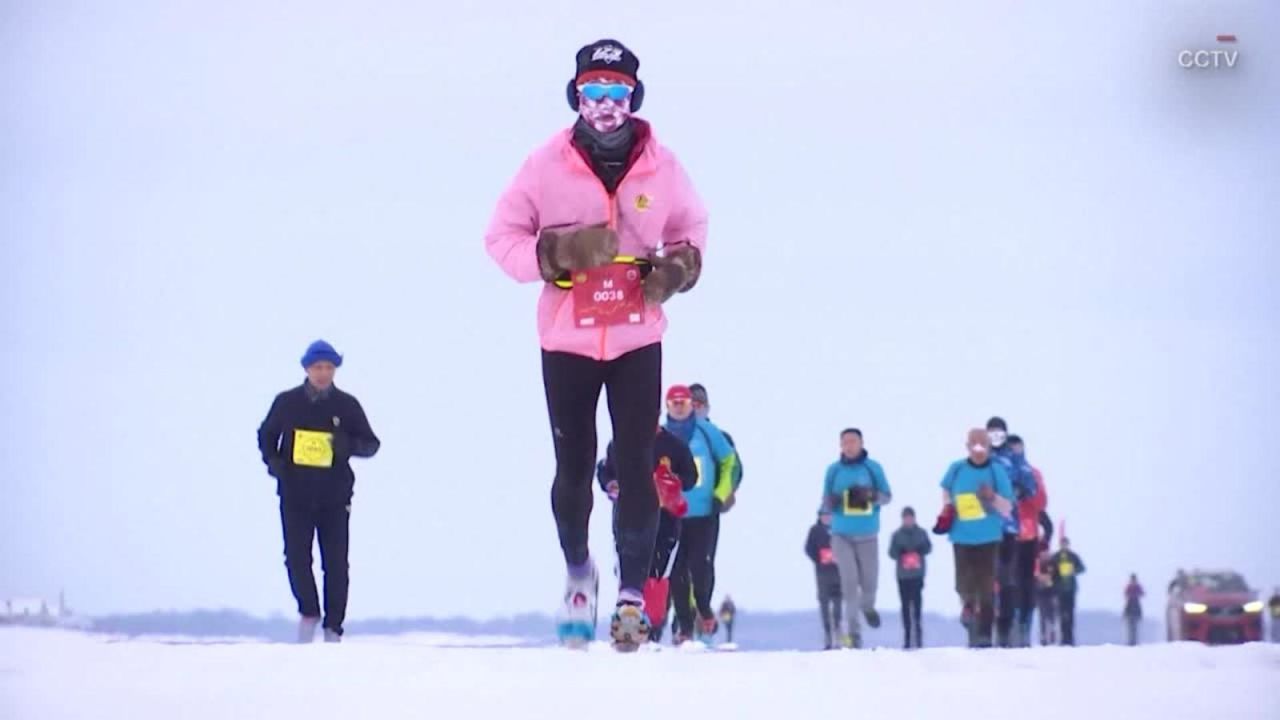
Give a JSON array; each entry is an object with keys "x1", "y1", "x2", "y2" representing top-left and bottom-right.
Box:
[{"x1": 1166, "y1": 570, "x2": 1264, "y2": 644}]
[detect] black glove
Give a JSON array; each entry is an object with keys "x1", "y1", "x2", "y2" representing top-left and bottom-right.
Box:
[
  {"x1": 536, "y1": 223, "x2": 619, "y2": 281},
  {"x1": 330, "y1": 430, "x2": 350, "y2": 462},
  {"x1": 847, "y1": 486, "x2": 872, "y2": 509},
  {"x1": 267, "y1": 457, "x2": 289, "y2": 479},
  {"x1": 711, "y1": 497, "x2": 724, "y2": 515}
]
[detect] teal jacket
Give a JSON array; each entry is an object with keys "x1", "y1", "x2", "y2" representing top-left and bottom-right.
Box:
[
  {"x1": 822, "y1": 451, "x2": 891, "y2": 537},
  {"x1": 665, "y1": 416, "x2": 738, "y2": 518},
  {"x1": 940, "y1": 459, "x2": 1013, "y2": 546},
  {"x1": 888, "y1": 526, "x2": 932, "y2": 580}
]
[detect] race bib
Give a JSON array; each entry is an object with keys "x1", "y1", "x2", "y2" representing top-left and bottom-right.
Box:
[
  {"x1": 843, "y1": 488, "x2": 873, "y2": 515},
  {"x1": 818, "y1": 547, "x2": 834, "y2": 565},
  {"x1": 1058, "y1": 560, "x2": 1075, "y2": 578},
  {"x1": 1019, "y1": 513, "x2": 1038, "y2": 539},
  {"x1": 293, "y1": 429, "x2": 334, "y2": 468},
  {"x1": 900, "y1": 552, "x2": 922, "y2": 571},
  {"x1": 572, "y1": 264, "x2": 645, "y2": 328},
  {"x1": 955, "y1": 493, "x2": 986, "y2": 521}
]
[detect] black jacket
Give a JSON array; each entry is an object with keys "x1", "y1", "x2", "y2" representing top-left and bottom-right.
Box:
[
  {"x1": 805, "y1": 522, "x2": 840, "y2": 581},
  {"x1": 1051, "y1": 550, "x2": 1086, "y2": 595},
  {"x1": 257, "y1": 383, "x2": 380, "y2": 506},
  {"x1": 597, "y1": 427, "x2": 699, "y2": 495}
]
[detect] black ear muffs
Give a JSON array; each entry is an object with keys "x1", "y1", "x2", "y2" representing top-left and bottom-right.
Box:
[
  {"x1": 565, "y1": 78, "x2": 646, "y2": 113},
  {"x1": 566, "y1": 78, "x2": 580, "y2": 111}
]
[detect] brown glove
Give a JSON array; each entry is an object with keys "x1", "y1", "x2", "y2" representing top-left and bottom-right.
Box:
[
  {"x1": 643, "y1": 244, "x2": 702, "y2": 304},
  {"x1": 536, "y1": 223, "x2": 619, "y2": 282}
]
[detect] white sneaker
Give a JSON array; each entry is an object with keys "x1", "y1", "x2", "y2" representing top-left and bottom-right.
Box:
[
  {"x1": 297, "y1": 616, "x2": 320, "y2": 644},
  {"x1": 556, "y1": 561, "x2": 598, "y2": 648}
]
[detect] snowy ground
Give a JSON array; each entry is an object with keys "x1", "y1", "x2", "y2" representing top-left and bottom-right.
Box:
[{"x1": 2, "y1": 628, "x2": 1278, "y2": 719}]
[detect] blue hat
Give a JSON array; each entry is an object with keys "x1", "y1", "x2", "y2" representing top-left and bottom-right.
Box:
[{"x1": 301, "y1": 340, "x2": 343, "y2": 369}]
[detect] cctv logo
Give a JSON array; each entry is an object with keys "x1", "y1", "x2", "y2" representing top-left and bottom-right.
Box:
[{"x1": 1179, "y1": 34, "x2": 1239, "y2": 69}]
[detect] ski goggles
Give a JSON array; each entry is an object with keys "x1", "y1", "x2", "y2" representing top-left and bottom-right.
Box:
[
  {"x1": 578, "y1": 83, "x2": 633, "y2": 102},
  {"x1": 552, "y1": 256, "x2": 653, "y2": 290}
]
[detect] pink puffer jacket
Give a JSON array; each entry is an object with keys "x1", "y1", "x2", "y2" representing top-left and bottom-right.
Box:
[{"x1": 484, "y1": 120, "x2": 708, "y2": 361}]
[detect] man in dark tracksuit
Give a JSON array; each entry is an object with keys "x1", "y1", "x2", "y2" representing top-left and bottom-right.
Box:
[
  {"x1": 257, "y1": 340, "x2": 380, "y2": 643},
  {"x1": 597, "y1": 427, "x2": 698, "y2": 642},
  {"x1": 805, "y1": 508, "x2": 843, "y2": 649},
  {"x1": 888, "y1": 506, "x2": 932, "y2": 649},
  {"x1": 1051, "y1": 538, "x2": 1086, "y2": 646}
]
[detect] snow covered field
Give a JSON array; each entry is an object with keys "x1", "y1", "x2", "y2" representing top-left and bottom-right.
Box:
[{"x1": 2, "y1": 628, "x2": 1277, "y2": 719}]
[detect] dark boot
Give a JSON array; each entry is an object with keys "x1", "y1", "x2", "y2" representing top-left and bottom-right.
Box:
[
  {"x1": 1017, "y1": 620, "x2": 1032, "y2": 648},
  {"x1": 864, "y1": 608, "x2": 881, "y2": 629},
  {"x1": 973, "y1": 603, "x2": 996, "y2": 648}
]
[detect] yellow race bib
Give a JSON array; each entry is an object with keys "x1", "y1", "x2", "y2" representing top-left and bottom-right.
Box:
[
  {"x1": 1058, "y1": 560, "x2": 1075, "y2": 578},
  {"x1": 293, "y1": 429, "x2": 334, "y2": 468},
  {"x1": 955, "y1": 493, "x2": 986, "y2": 521}
]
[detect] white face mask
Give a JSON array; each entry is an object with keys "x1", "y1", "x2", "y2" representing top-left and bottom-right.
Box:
[{"x1": 988, "y1": 430, "x2": 1007, "y2": 448}]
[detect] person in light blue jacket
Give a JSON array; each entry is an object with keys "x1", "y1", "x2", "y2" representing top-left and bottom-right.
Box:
[
  {"x1": 939, "y1": 428, "x2": 1014, "y2": 648},
  {"x1": 665, "y1": 385, "x2": 738, "y2": 641},
  {"x1": 822, "y1": 428, "x2": 892, "y2": 648}
]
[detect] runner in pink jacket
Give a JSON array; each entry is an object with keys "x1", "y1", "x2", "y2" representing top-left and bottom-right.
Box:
[{"x1": 483, "y1": 38, "x2": 709, "y2": 652}]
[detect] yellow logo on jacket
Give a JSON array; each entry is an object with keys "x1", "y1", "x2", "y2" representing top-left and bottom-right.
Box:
[{"x1": 634, "y1": 193, "x2": 652, "y2": 212}]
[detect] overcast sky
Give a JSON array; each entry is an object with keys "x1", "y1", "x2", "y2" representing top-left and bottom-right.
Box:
[{"x1": 3, "y1": 1, "x2": 1277, "y2": 622}]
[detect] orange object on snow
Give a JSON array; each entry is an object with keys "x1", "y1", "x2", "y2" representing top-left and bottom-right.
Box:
[
  {"x1": 642, "y1": 578, "x2": 670, "y2": 628},
  {"x1": 654, "y1": 463, "x2": 688, "y2": 517}
]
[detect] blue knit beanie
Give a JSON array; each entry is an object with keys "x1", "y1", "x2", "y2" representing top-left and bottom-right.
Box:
[{"x1": 301, "y1": 340, "x2": 343, "y2": 369}]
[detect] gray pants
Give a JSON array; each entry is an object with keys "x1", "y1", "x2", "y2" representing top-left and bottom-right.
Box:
[{"x1": 831, "y1": 534, "x2": 879, "y2": 636}]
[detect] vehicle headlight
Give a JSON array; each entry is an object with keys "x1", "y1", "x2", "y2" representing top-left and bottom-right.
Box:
[
  {"x1": 1243, "y1": 601, "x2": 1263, "y2": 614},
  {"x1": 1183, "y1": 602, "x2": 1208, "y2": 614}
]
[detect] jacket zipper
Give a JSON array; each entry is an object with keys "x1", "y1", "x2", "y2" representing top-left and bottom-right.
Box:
[
  {"x1": 600, "y1": 188, "x2": 619, "y2": 360},
  {"x1": 566, "y1": 140, "x2": 649, "y2": 361}
]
